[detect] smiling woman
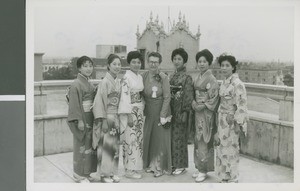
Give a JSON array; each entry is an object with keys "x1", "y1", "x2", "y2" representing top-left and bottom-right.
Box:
[{"x1": 92, "y1": 54, "x2": 122, "y2": 183}]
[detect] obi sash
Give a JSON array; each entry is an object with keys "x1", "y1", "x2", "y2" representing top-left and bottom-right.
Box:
[{"x1": 107, "y1": 91, "x2": 120, "y2": 114}]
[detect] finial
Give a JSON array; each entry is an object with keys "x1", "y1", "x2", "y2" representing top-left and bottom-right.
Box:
[
  {"x1": 179, "y1": 42, "x2": 184, "y2": 48},
  {"x1": 150, "y1": 11, "x2": 153, "y2": 22},
  {"x1": 156, "y1": 15, "x2": 159, "y2": 24},
  {"x1": 161, "y1": 21, "x2": 164, "y2": 29},
  {"x1": 183, "y1": 14, "x2": 186, "y2": 23},
  {"x1": 136, "y1": 25, "x2": 140, "y2": 37},
  {"x1": 179, "y1": 11, "x2": 182, "y2": 22},
  {"x1": 196, "y1": 25, "x2": 201, "y2": 37},
  {"x1": 173, "y1": 19, "x2": 175, "y2": 26}
]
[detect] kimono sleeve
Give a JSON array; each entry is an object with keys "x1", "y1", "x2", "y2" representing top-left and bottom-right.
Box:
[
  {"x1": 67, "y1": 84, "x2": 82, "y2": 122},
  {"x1": 160, "y1": 73, "x2": 171, "y2": 118},
  {"x1": 204, "y1": 77, "x2": 220, "y2": 112},
  {"x1": 234, "y1": 80, "x2": 248, "y2": 134},
  {"x1": 181, "y1": 75, "x2": 194, "y2": 112},
  {"x1": 93, "y1": 81, "x2": 108, "y2": 119},
  {"x1": 118, "y1": 76, "x2": 132, "y2": 114}
]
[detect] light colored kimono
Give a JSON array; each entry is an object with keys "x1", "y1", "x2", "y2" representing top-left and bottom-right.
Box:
[
  {"x1": 215, "y1": 73, "x2": 248, "y2": 182},
  {"x1": 93, "y1": 72, "x2": 121, "y2": 177},
  {"x1": 118, "y1": 70, "x2": 144, "y2": 171}
]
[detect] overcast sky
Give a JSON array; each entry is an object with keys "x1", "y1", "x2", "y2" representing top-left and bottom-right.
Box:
[{"x1": 33, "y1": 2, "x2": 294, "y2": 62}]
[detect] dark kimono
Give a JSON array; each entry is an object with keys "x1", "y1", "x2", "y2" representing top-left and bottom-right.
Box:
[
  {"x1": 67, "y1": 73, "x2": 97, "y2": 179},
  {"x1": 192, "y1": 69, "x2": 219, "y2": 173},
  {"x1": 169, "y1": 66, "x2": 194, "y2": 169},
  {"x1": 93, "y1": 72, "x2": 121, "y2": 177},
  {"x1": 142, "y1": 71, "x2": 172, "y2": 174}
]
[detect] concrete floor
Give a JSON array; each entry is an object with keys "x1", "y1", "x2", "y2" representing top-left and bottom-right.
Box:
[{"x1": 34, "y1": 145, "x2": 293, "y2": 183}]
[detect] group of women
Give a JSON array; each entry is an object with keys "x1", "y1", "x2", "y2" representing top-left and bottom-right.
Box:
[{"x1": 67, "y1": 48, "x2": 248, "y2": 183}]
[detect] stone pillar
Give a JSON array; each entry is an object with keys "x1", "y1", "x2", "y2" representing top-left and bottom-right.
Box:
[
  {"x1": 34, "y1": 53, "x2": 44, "y2": 81},
  {"x1": 34, "y1": 82, "x2": 47, "y2": 115},
  {"x1": 279, "y1": 88, "x2": 294, "y2": 122}
]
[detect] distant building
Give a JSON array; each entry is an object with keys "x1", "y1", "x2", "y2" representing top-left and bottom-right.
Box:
[
  {"x1": 210, "y1": 64, "x2": 289, "y2": 85},
  {"x1": 43, "y1": 62, "x2": 68, "y2": 72},
  {"x1": 96, "y1": 45, "x2": 127, "y2": 59},
  {"x1": 136, "y1": 12, "x2": 201, "y2": 70}
]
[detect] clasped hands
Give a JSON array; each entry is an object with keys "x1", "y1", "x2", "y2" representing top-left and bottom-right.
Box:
[{"x1": 192, "y1": 100, "x2": 206, "y2": 112}]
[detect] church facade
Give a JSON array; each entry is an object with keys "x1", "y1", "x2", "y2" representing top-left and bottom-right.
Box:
[{"x1": 136, "y1": 12, "x2": 201, "y2": 70}]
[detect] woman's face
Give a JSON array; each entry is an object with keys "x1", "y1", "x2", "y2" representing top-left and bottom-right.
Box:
[
  {"x1": 197, "y1": 56, "x2": 209, "y2": 74},
  {"x1": 108, "y1": 58, "x2": 121, "y2": 75},
  {"x1": 147, "y1": 56, "x2": 160, "y2": 73},
  {"x1": 78, "y1": 61, "x2": 94, "y2": 77},
  {"x1": 220, "y1": 60, "x2": 233, "y2": 78},
  {"x1": 172, "y1": 54, "x2": 185, "y2": 70},
  {"x1": 129, "y1": 58, "x2": 141, "y2": 74}
]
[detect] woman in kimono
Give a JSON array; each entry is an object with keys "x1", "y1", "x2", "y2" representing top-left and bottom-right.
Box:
[
  {"x1": 191, "y1": 49, "x2": 219, "y2": 182},
  {"x1": 142, "y1": 52, "x2": 172, "y2": 177},
  {"x1": 92, "y1": 54, "x2": 122, "y2": 183},
  {"x1": 118, "y1": 51, "x2": 144, "y2": 179},
  {"x1": 67, "y1": 56, "x2": 97, "y2": 183},
  {"x1": 215, "y1": 53, "x2": 248, "y2": 183},
  {"x1": 169, "y1": 48, "x2": 194, "y2": 175}
]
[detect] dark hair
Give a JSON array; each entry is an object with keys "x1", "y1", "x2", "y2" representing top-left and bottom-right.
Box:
[
  {"x1": 195, "y1": 49, "x2": 214, "y2": 65},
  {"x1": 76, "y1": 56, "x2": 93, "y2": 68},
  {"x1": 147, "y1": 52, "x2": 162, "y2": 63},
  {"x1": 127, "y1": 51, "x2": 143, "y2": 64},
  {"x1": 107, "y1": 54, "x2": 121, "y2": 70},
  {"x1": 218, "y1": 53, "x2": 238, "y2": 73},
  {"x1": 171, "y1": 48, "x2": 188, "y2": 63}
]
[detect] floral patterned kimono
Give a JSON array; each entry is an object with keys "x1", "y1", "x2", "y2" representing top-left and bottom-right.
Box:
[
  {"x1": 169, "y1": 66, "x2": 194, "y2": 169},
  {"x1": 142, "y1": 71, "x2": 172, "y2": 174},
  {"x1": 93, "y1": 72, "x2": 121, "y2": 177},
  {"x1": 67, "y1": 73, "x2": 97, "y2": 179},
  {"x1": 118, "y1": 70, "x2": 144, "y2": 172},
  {"x1": 215, "y1": 73, "x2": 248, "y2": 182},
  {"x1": 192, "y1": 69, "x2": 219, "y2": 173}
]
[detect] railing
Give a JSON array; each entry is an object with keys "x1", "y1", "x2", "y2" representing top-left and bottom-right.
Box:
[
  {"x1": 33, "y1": 80, "x2": 294, "y2": 167},
  {"x1": 34, "y1": 79, "x2": 294, "y2": 122}
]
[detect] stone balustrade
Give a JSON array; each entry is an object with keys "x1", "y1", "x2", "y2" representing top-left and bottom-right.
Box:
[{"x1": 33, "y1": 79, "x2": 294, "y2": 168}]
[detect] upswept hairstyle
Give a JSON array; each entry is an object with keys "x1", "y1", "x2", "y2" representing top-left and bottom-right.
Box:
[
  {"x1": 127, "y1": 51, "x2": 143, "y2": 64},
  {"x1": 195, "y1": 49, "x2": 214, "y2": 65},
  {"x1": 218, "y1": 53, "x2": 239, "y2": 73},
  {"x1": 76, "y1": 56, "x2": 93, "y2": 68},
  {"x1": 107, "y1": 54, "x2": 121, "y2": 70},
  {"x1": 171, "y1": 48, "x2": 188, "y2": 63}
]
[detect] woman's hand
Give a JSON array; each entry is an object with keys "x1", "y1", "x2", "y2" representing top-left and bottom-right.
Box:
[
  {"x1": 192, "y1": 100, "x2": 206, "y2": 112},
  {"x1": 192, "y1": 100, "x2": 198, "y2": 111},
  {"x1": 77, "y1": 120, "x2": 85, "y2": 131},
  {"x1": 94, "y1": 118, "x2": 102, "y2": 130},
  {"x1": 213, "y1": 132, "x2": 220, "y2": 146},
  {"x1": 101, "y1": 120, "x2": 109, "y2": 133},
  {"x1": 180, "y1": 112, "x2": 187, "y2": 123},
  {"x1": 160, "y1": 117, "x2": 167, "y2": 125},
  {"x1": 127, "y1": 114, "x2": 134, "y2": 127}
]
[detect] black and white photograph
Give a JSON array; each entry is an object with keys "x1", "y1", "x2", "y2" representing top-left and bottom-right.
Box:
[{"x1": 27, "y1": 0, "x2": 300, "y2": 190}]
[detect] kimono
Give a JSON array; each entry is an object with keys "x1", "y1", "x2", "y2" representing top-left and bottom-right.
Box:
[
  {"x1": 215, "y1": 73, "x2": 248, "y2": 182},
  {"x1": 93, "y1": 72, "x2": 121, "y2": 177},
  {"x1": 142, "y1": 71, "x2": 172, "y2": 173},
  {"x1": 118, "y1": 70, "x2": 144, "y2": 171},
  {"x1": 169, "y1": 66, "x2": 194, "y2": 169},
  {"x1": 192, "y1": 69, "x2": 219, "y2": 173},
  {"x1": 67, "y1": 73, "x2": 97, "y2": 179}
]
